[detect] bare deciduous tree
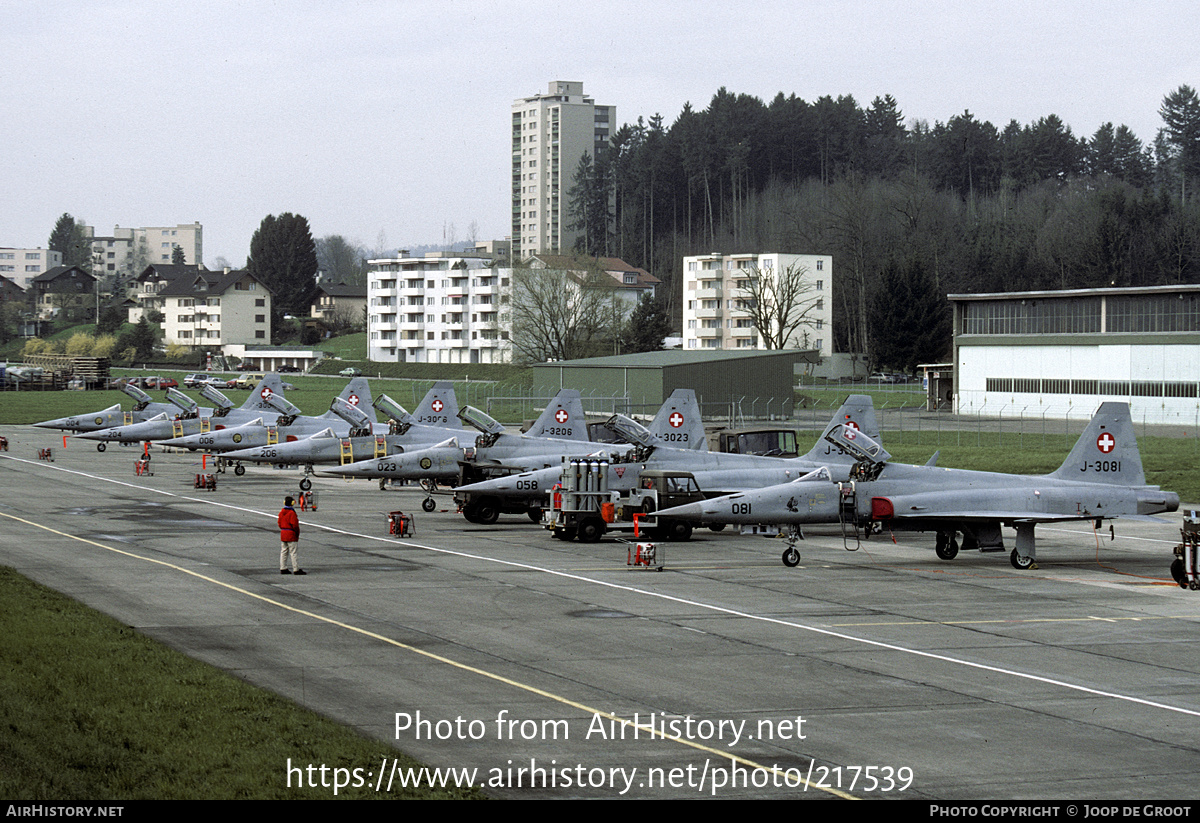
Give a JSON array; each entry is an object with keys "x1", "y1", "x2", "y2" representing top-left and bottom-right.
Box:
[
  {"x1": 509, "y1": 262, "x2": 626, "y2": 363},
  {"x1": 734, "y1": 261, "x2": 822, "y2": 349}
]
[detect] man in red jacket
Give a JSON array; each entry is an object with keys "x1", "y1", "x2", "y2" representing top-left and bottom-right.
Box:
[{"x1": 279, "y1": 496, "x2": 305, "y2": 575}]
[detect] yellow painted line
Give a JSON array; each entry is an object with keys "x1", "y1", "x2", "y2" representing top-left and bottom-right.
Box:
[
  {"x1": 0, "y1": 508, "x2": 854, "y2": 799},
  {"x1": 7, "y1": 451, "x2": 1200, "y2": 747}
]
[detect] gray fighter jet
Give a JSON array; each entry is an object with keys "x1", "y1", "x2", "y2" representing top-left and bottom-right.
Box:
[
  {"x1": 653, "y1": 402, "x2": 1180, "y2": 569},
  {"x1": 72, "y1": 375, "x2": 290, "y2": 447},
  {"x1": 449, "y1": 395, "x2": 880, "y2": 525},
  {"x1": 159, "y1": 377, "x2": 381, "y2": 461},
  {"x1": 35, "y1": 381, "x2": 201, "y2": 445},
  {"x1": 330, "y1": 388, "x2": 709, "y2": 522},
  {"x1": 208, "y1": 383, "x2": 465, "y2": 474}
]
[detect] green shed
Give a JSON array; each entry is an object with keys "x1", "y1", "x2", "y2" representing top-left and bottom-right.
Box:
[{"x1": 532, "y1": 349, "x2": 815, "y2": 418}]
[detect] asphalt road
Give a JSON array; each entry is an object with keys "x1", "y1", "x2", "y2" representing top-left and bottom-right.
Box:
[{"x1": 2, "y1": 425, "x2": 1198, "y2": 800}]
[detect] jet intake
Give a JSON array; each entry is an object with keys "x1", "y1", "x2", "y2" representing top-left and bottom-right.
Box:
[{"x1": 871, "y1": 497, "x2": 895, "y2": 520}]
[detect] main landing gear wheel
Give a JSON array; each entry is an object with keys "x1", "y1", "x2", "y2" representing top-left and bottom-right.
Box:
[
  {"x1": 935, "y1": 531, "x2": 959, "y2": 560},
  {"x1": 474, "y1": 499, "x2": 500, "y2": 525},
  {"x1": 299, "y1": 477, "x2": 312, "y2": 491},
  {"x1": 708, "y1": 523, "x2": 726, "y2": 532},
  {"x1": 527, "y1": 507, "x2": 542, "y2": 523},
  {"x1": 577, "y1": 517, "x2": 604, "y2": 543},
  {"x1": 421, "y1": 497, "x2": 436, "y2": 512},
  {"x1": 234, "y1": 463, "x2": 245, "y2": 476},
  {"x1": 96, "y1": 442, "x2": 106, "y2": 452},
  {"x1": 1010, "y1": 549, "x2": 1036, "y2": 570},
  {"x1": 782, "y1": 546, "x2": 801, "y2": 567},
  {"x1": 665, "y1": 520, "x2": 692, "y2": 541},
  {"x1": 1171, "y1": 558, "x2": 1187, "y2": 588}
]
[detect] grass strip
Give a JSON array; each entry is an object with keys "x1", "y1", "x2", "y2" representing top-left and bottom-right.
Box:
[{"x1": 0, "y1": 567, "x2": 483, "y2": 800}]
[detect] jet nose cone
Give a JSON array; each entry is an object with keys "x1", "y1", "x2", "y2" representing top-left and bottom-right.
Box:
[
  {"x1": 652, "y1": 502, "x2": 705, "y2": 520},
  {"x1": 164, "y1": 434, "x2": 203, "y2": 448}
]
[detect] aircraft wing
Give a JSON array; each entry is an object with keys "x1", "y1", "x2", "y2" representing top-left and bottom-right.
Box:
[{"x1": 883, "y1": 509, "x2": 1092, "y2": 522}]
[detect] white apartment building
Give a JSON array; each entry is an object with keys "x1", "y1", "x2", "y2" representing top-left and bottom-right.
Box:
[
  {"x1": 136, "y1": 265, "x2": 271, "y2": 348},
  {"x1": 512, "y1": 81, "x2": 614, "y2": 258},
  {"x1": 0, "y1": 247, "x2": 62, "y2": 289},
  {"x1": 681, "y1": 252, "x2": 833, "y2": 354},
  {"x1": 83, "y1": 223, "x2": 204, "y2": 281},
  {"x1": 367, "y1": 253, "x2": 512, "y2": 364}
]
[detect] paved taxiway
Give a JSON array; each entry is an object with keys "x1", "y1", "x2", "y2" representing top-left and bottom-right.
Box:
[{"x1": 2, "y1": 425, "x2": 1198, "y2": 799}]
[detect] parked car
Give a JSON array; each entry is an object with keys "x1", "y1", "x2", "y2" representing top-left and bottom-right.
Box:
[
  {"x1": 277, "y1": 365, "x2": 300, "y2": 373},
  {"x1": 338, "y1": 367, "x2": 362, "y2": 377},
  {"x1": 143, "y1": 376, "x2": 179, "y2": 390},
  {"x1": 234, "y1": 373, "x2": 265, "y2": 390},
  {"x1": 200, "y1": 376, "x2": 236, "y2": 389},
  {"x1": 185, "y1": 373, "x2": 233, "y2": 388}
]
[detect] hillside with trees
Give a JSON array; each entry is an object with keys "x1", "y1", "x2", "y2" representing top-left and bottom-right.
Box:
[{"x1": 569, "y1": 85, "x2": 1200, "y2": 369}]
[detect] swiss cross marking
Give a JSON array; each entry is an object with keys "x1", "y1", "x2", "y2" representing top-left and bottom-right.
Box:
[
  {"x1": 260, "y1": 387, "x2": 273, "y2": 399},
  {"x1": 431, "y1": 399, "x2": 444, "y2": 412},
  {"x1": 1096, "y1": 432, "x2": 1116, "y2": 454},
  {"x1": 554, "y1": 409, "x2": 569, "y2": 423},
  {"x1": 669, "y1": 412, "x2": 684, "y2": 428},
  {"x1": 348, "y1": 393, "x2": 360, "y2": 406}
]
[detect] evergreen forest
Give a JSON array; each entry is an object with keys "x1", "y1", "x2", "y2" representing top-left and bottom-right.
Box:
[{"x1": 568, "y1": 85, "x2": 1200, "y2": 368}]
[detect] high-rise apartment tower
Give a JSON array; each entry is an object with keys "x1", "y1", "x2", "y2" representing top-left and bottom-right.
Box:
[{"x1": 511, "y1": 81, "x2": 613, "y2": 258}]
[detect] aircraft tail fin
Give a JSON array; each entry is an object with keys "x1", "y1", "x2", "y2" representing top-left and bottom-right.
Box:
[
  {"x1": 1048, "y1": 402, "x2": 1146, "y2": 486},
  {"x1": 413, "y1": 381, "x2": 459, "y2": 428},
  {"x1": 241, "y1": 373, "x2": 285, "y2": 411},
  {"x1": 799, "y1": 395, "x2": 880, "y2": 464},
  {"x1": 648, "y1": 389, "x2": 708, "y2": 450},
  {"x1": 527, "y1": 389, "x2": 588, "y2": 440},
  {"x1": 322, "y1": 377, "x2": 376, "y2": 422}
]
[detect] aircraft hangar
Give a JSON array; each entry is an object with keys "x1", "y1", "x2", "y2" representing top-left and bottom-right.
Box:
[{"x1": 950, "y1": 284, "x2": 1200, "y2": 424}]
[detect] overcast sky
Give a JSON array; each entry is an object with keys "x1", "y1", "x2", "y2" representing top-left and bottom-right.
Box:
[{"x1": 4, "y1": 0, "x2": 1197, "y2": 267}]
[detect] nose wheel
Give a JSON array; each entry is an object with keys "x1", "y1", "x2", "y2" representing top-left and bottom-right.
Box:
[
  {"x1": 780, "y1": 528, "x2": 802, "y2": 567},
  {"x1": 421, "y1": 497, "x2": 436, "y2": 512}
]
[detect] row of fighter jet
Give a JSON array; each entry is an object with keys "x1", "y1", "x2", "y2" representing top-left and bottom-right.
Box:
[
  {"x1": 35, "y1": 375, "x2": 1180, "y2": 571},
  {"x1": 444, "y1": 396, "x2": 1181, "y2": 569}
]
